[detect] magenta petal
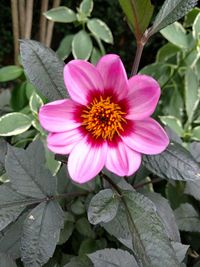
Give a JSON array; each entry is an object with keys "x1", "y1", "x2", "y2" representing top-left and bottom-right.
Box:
[
  {"x1": 68, "y1": 138, "x2": 107, "y2": 183},
  {"x1": 39, "y1": 99, "x2": 81, "y2": 132},
  {"x1": 126, "y1": 75, "x2": 160, "y2": 120},
  {"x1": 105, "y1": 141, "x2": 142, "y2": 176},
  {"x1": 64, "y1": 60, "x2": 104, "y2": 105},
  {"x1": 121, "y1": 118, "x2": 169, "y2": 155},
  {"x1": 96, "y1": 54, "x2": 128, "y2": 99},
  {"x1": 47, "y1": 128, "x2": 83, "y2": 155}
]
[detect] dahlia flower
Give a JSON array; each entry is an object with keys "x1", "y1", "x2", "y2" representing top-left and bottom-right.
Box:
[{"x1": 39, "y1": 54, "x2": 169, "y2": 183}]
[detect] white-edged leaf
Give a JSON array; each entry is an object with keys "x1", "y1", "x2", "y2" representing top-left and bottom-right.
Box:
[
  {"x1": 88, "y1": 248, "x2": 139, "y2": 267},
  {"x1": 20, "y1": 40, "x2": 67, "y2": 101},
  {"x1": 88, "y1": 189, "x2": 119, "y2": 225},
  {"x1": 44, "y1": 6, "x2": 76, "y2": 23},
  {"x1": 0, "y1": 66, "x2": 23, "y2": 82},
  {"x1": 72, "y1": 30, "x2": 93, "y2": 60},
  {"x1": 79, "y1": 0, "x2": 93, "y2": 17},
  {"x1": 159, "y1": 116, "x2": 183, "y2": 136},
  {"x1": 5, "y1": 140, "x2": 56, "y2": 199},
  {"x1": 160, "y1": 22, "x2": 189, "y2": 49},
  {"x1": 149, "y1": 0, "x2": 198, "y2": 35},
  {"x1": 193, "y1": 12, "x2": 200, "y2": 40},
  {"x1": 29, "y1": 92, "x2": 43, "y2": 115},
  {"x1": 156, "y1": 43, "x2": 180, "y2": 62},
  {"x1": 185, "y1": 67, "x2": 199, "y2": 122},
  {"x1": 192, "y1": 126, "x2": 200, "y2": 141},
  {"x1": 56, "y1": 34, "x2": 74, "y2": 60},
  {"x1": 21, "y1": 200, "x2": 64, "y2": 267},
  {"x1": 0, "y1": 113, "x2": 32, "y2": 136},
  {"x1": 87, "y1": 18, "x2": 113, "y2": 44}
]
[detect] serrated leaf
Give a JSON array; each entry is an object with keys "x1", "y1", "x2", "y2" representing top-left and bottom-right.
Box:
[
  {"x1": 0, "y1": 184, "x2": 32, "y2": 231},
  {"x1": 21, "y1": 200, "x2": 64, "y2": 267},
  {"x1": 72, "y1": 30, "x2": 93, "y2": 60},
  {"x1": 118, "y1": 0, "x2": 154, "y2": 36},
  {"x1": 29, "y1": 92, "x2": 44, "y2": 115},
  {"x1": 159, "y1": 116, "x2": 183, "y2": 136},
  {"x1": 88, "y1": 189, "x2": 119, "y2": 225},
  {"x1": 174, "y1": 203, "x2": 200, "y2": 232},
  {"x1": 160, "y1": 22, "x2": 189, "y2": 49},
  {"x1": 79, "y1": 0, "x2": 93, "y2": 17},
  {"x1": 0, "y1": 213, "x2": 27, "y2": 259},
  {"x1": 149, "y1": 0, "x2": 198, "y2": 36},
  {"x1": 171, "y1": 242, "x2": 189, "y2": 263},
  {"x1": 0, "y1": 66, "x2": 23, "y2": 82},
  {"x1": 87, "y1": 19, "x2": 113, "y2": 44},
  {"x1": 0, "y1": 112, "x2": 32, "y2": 136},
  {"x1": 185, "y1": 67, "x2": 199, "y2": 122},
  {"x1": 5, "y1": 140, "x2": 56, "y2": 199},
  {"x1": 121, "y1": 190, "x2": 179, "y2": 267},
  {"x1": 144, "y1": 192, "x2": 180, "y2": 242},
  {"x1": 143, "y1": 142, "x2": 200, "y2": 181},
  {"x1": 44, "y1": 6, "x2": 77, "y2": 23},
  {"x1": 88, "y1": 248, "x2": 139, "y2": 267},
  {"x1": 193, "y1": 13, "x2": 200, "y2": 40},
  {"x1": 20, "y1": 40, "x2": 67, "y2": 101},
  {"x1": 57, "y1": 34, "x2": 74, "y2": 60},
  {"x1": 0, "y1": 253, "x2": 17, "y2": 267}
]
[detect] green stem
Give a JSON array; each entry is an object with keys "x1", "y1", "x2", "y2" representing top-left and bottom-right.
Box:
[{"x1": 92, "y1": 34, "x2": 106, "y2": 55}]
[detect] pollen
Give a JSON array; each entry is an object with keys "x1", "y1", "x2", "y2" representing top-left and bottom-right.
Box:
[{"x1": 81, "y1": 96, "x2": 126, "y2": 140}]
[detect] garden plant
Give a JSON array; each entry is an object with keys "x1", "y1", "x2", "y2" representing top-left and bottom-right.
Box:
[{"x1": 0, "y1": 0, "x2": 200, "y2": 266}]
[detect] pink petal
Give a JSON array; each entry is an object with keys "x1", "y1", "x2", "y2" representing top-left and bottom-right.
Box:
[
  {"x1": 64, "y1": 60, "x2": 104, "y2": 105},
  {"x1": 47, "y1": 128, "x2": 83, "y2": 154},
  {"x1": 121, "y1": 118, "x2": 169, "y2": 155},
  {"x1": 105, "y1": 141, "x2": 142, "y2": 176},
  {"x1": 68, "y1": 137, "x2": 107, "y2": 183},
  {"x1": 39, "y1": 99, "x2": 81, "y2": 132},
  {"x1": 96, "y1": 54, "x2": 128, "y2": 100},
  {"x1": 126, "y1": 75, "x2": 160, "y2": 120}
]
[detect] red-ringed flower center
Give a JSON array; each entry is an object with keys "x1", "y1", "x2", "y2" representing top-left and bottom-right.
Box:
[{"x1": 81, "y1": 96, "x2": 127, "y2": 140}]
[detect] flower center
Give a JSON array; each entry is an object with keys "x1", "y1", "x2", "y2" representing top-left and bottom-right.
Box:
[{"x1": 81, "y1": 96, "x2": 126, "y2": 140}]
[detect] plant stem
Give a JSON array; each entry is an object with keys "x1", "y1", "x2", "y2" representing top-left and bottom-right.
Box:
[
  {"x1": 24, "y1": 0, "x2": 34, "y2": 39},
  {"x1": 11, "y1": 0, "x2": 19, "y2": 65},
  {"x1": 92, "y1": 34, "x2": 106, "y2": 55},
  {"x1": 133, "y1": 178, "x2": 162, "y2": 189},
  {"x1": 40, "y1": 0, "x2": 49, "y2": 43},
  {"x1": 131, "y1": 42, "x2": 144, "y2": 76}
]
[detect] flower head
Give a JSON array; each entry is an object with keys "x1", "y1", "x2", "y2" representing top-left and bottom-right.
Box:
[{"x1": 39, "y1": 54, "x2": 169, "y2": 183}]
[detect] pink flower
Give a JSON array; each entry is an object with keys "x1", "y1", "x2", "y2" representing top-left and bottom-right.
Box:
[{"x1": 39, "y1": 54, "x2": 169, "y2": 183}]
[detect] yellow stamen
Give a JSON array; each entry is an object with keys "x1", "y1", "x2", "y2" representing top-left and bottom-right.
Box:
[{"x1": 81, "y1": 96, "x2": 126, "y2": 140}]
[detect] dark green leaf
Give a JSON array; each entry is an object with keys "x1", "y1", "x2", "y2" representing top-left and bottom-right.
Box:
[
  {"x1": 72, "y1": 30, "x2": 93, "y2": 60},
  {"x1": 5, "y1": 140, "x2": 56, "y2": 199},
  {"x1": 193, "y1": 13, "x2": 200, "y2": 40},
  {"x1": 122, "y1": 190, "x2": 179, "y2": 267},
  {"x1": 143, "y1": 142, "x2": 200, "y2": 181},
  {"x1": 64, "y1": 255, "x2": 93, "y2": 267},
  {"x1": 174, "y1": 203, "x2": 200, "y2": 232},
  {"x1": 58, "y1": 221, "x2": 74, "y2": 245},
  {"x1": 0, "y1": 184, "x2": 30, "y2": 231},
  {"x1": 0, "y1": 139, "x2": 7, "y2": 175},
  {"x1": 88, "y1": 189, "x2": 119, "y2": 224},
  {"x1": 184, "y1": 7, "x2": 200, "y2": 27},
  {"x1": 11, "y1": 82, "x2": 29, "y2": 111},
  {"x1": 118, "y1": 0, "x2": 154, "y2": 36},
  {"x1": 0, "y1": 213, "x2": 27, "y2": 259},
  {"x1": 90, "y1": 47, "x2": 101, "y2": 65},
  {"x1": 144, "y1": 192, "x2": 180, "y2": 242},
  {"x1": 88, "y1": 248, "x2": 139, "y2": 267},
  {"x1": 0, "y1": 66, "x2": 23, "y2": 82},
  {"x1": 76, "y1": 217, "x2": 95, "y2": 238},
  {"x1": 0, "y1": 253, "x2": 17, "y2": 267},
  {"x1": 149, "y1": 0, "x2": 198, "y2": 36},
  {"x1": 21, "y1": 200, "x2": 64, "y2": 267},
  {"x1": 189, "y1": 142, "x2": 200, "y2": 162},
  {"x1": 20, "y1": 40, "x2": 67, "y2": 101},
  {"x1": 44, "y1": 6, "x2": 77, "y2": 23}
]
